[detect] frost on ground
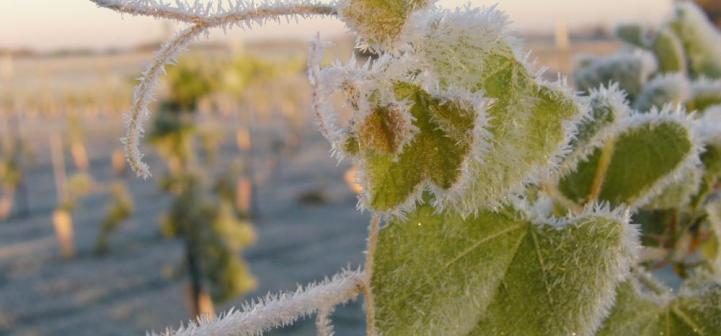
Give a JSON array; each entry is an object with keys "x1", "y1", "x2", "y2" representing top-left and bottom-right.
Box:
[{"x1": 0, "y1": 118, "x2": 369, "y2": 336}]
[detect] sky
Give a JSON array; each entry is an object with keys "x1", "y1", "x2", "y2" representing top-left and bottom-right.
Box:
[{"x1": 0, "y1": 0, "x2": 673, "y2": 51}]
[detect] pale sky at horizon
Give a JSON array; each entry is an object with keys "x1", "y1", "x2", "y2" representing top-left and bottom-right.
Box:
[{"x1": 0, "y1": 0, "x2": 673, "y2": 51}]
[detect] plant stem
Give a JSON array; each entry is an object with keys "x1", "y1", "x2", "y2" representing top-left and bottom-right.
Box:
[
  {"x1": 633, "y1": 267, "x2": 669, "y2": 296},
  {"x1": 363, "y1": 214, "x2": 381, "y2": 336},
  {"x1": 185, "y1": 232, "x2": 205, "y2": 318},
  {"x1": 540, "y1": 181, "x2": 583, "y2": 214},
  {"x1": 588, "y1": 138, "x2": 616, "y2": 203}
]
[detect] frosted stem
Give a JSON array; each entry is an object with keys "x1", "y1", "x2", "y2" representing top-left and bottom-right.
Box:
[
  {"x1": 122, "y1": 24, "x2": 204, "y2": 178},
  {"x1": 363, "y1": 214, "x2": 382, "y2": 336},
  {"x1": 315, "y1": 306, "x2": 335, "y2": 336},
  {"x1": 308, "y1": 36, "x2": 337, "y2": 142},
  {"x1": 153, "y1": 270, "x2": 364, "y2": 336}
]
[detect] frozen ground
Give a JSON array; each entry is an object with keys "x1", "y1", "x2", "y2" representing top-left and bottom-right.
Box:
[{"x1": 0, "y1": 118, "x2": 369, "y2": 335}]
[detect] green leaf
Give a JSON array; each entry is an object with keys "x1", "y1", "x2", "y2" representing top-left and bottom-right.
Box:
[
  {"x1": 559, "y1": 112, "x2": 697, "y2": 208},
  {"x1": 165, "y1": 56, "x2": 218, "y2": 111},
  {"x1": 598, "y1": 274, "x2": 721, "y2": 336},
  {"x1": 632, "y1": 208, "x2": 676, "y2": 248},
  {"x1": 574, "y1": 51, "x2": 657, "y2": 101},
  {"x1": 669, "y1": 3, "x2": 721, "y2": 79},
  {"x1": 651, "y1": 27, "x2": 688, "y2": 74},
  {"x1": 615, "y1": 23, "x2": 648, "y2": 48},
  {"x1": 704, "y1": 199, "x2": 721, "y2": 273},
  {"x1": 687, "y1": 79, "x2": 721, "y2": 113},
  {"x1": 353, "y1": 83, "x2": 479, "y2": 212},
  {"x1": 370, "y1": 203, "x2": 637, "y2": 335},
  {"x1": 573, "y1": 87, "x2": 626, "y2": 149},
  {"x1": 633, "y1": 74, "x2": 689, "y2": 112},
  {"x1": 559, "y1": 85, "x2": 630, "y2": 177},
  {"x1": 702, "y1": 143, "x2": 721, "y2": 180},
  {"x1": 693, "y1": 109, "x2": 721, "y2": 208},
  {"x1": 452, "y1": 55, "x2": 579, "y2": 213},
  {"x1": 337, "y1": 0, "x2": 431, "y2": 49},
  {"x1": 349, "y1": 8, "x2": 580, "y2": 214},
  {"x1": 645, "y1": 166, "x2": 702, "y2": 210},
  {"x1": 386, "y1": 8, "x2": 583, "y2": 214}
]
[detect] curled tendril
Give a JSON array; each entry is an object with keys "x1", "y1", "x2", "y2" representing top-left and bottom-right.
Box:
[{"x1": 92, "y1": 0, "x2": 336, "y2": 177}]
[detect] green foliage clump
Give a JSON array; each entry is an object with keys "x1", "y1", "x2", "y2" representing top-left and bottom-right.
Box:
[
  {"x1": 669, "y1": 2, "x2": 721, "y2": 79},
  {"x1": 599, "y1": 272, "x2": 721, "y2": 335},
  {"x1": 633, "y1": 73, "x2": 689, "y2": 111},
  {"x1": 59, "y1": 173, "x2": 94, "y2": 212},
  {"x1": 334, "y1": 2, "x2": 721, "y2": 334},
  {"x1": 615, "y1": 23, "x2": 647, "y2": 49},
  {"x1": 651, "y1": 27, "x2": 687, "y2": 74},
  {"x1": 0, "y1": 137, "x2": 25, "y2": 191},
  {"x1": 574, "y1": 50, "x2": 657, "y2": 101},
  {"x1": 161, "y1": 177, "x2": 257, "y2": 302},
  {"x1": 165, "y1": 57, "x2": 219, "y2": 111},
  {"x1": 150, "y1": 55, "x2": 258, "y2": 306},
  {"x1": 222, "y1": 55, "x2": 279, "y2": 99},
  {"x1": 94, "y1": 182, "x2": 134, "y2": 255},
  {"x1": 687, "y1": 79, "x2": 721, "y2": 112},
  {"x1": 578, "y1": 2, "x2": 721, "y2": 114}
]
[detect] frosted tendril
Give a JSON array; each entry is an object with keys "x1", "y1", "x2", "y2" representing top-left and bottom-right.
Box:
[
  {"x1": 153, "y1": 269, "x2": 365, "y2": 336},
  {"x1": 91, "y1": 0, "x2": 337, "y2": 177}
]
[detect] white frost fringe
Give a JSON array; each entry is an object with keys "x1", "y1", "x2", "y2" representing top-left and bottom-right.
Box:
[
  {"x1": 92, "y1": 0, "x2": 336, "y2": 178},
  {"x1": 152, "y1": 270, "x2": 365, "y2": 336},
  {"x1": 315, "y1": 306, "x2": 336, "y2": 336}
]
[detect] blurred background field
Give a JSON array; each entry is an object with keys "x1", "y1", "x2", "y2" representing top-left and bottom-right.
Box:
[
  {"x1": 0, "y1": 37, "x2": 377, "y2": 335},
  {"x1": 0, "y1": 0, "x2": 716, "y2": 335}
]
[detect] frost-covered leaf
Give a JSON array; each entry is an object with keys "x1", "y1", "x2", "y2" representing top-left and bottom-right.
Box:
[
  {"x1": 559, "y1": 110, "x2": 699, "y2": 208},
  {"x1": 402, "y1": 7, "x2": 581, "y2": 214},
  {"x1": 645, "y1": 165, "x2": 702, "y2": 210},
  {"x1": 370, "y1": 202, "x2": 637, "y2": 336},
  {"x1": 558, "y1": 85, "x2": 630, "y2": 179},
  {"x1": 687, "y1": 79, "x2": 721, "y2": 113},
  {"x1": 572, "y1": 87, "x2": 627, "y2": 150},
  {"x1": 698, "y1": 106, "x2": 721, "y2": 148},
  {"x1": 634, "y1": 73, "x2": 689, "y2": 112},
  {"x1": 615, "y1": 23, "x2": 648, "y2": 48},
  {"x1": 350, "y1": 83, "x2": 484, "y2": 212},
  {"x1": 632, "y1": 208, "x2": 675, "y2": 248},
  {"x1": 452, "y1": 62, "x2": 579, "y2": 213},
  {"x1": 337, "y1": 0, "x2": 432, "y2": 50},
  {"x1": 598, "y1": 273, "x2": 721, "y2": 336},
  {"x1": 704, "y1": 199, "x2": 721, "y2": 273},
  {"x1": 332, "y1": 6, "x2": 579, "y2": 215},
  {"x1": 651, "y1": 27, "x2": 688, "y2": 74},
  {"x1": 574, "y1": 50, "x2": 657, "y2": 101},
  {"x1": 357, "y1": 102, "x2": 415, "y2": 155},
  {"x1": 697, "y1": 107, "x2": 721, "y2": 201},
  {"x1": 669, "y1": 2, "x2": 721, "y2": 79}
]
